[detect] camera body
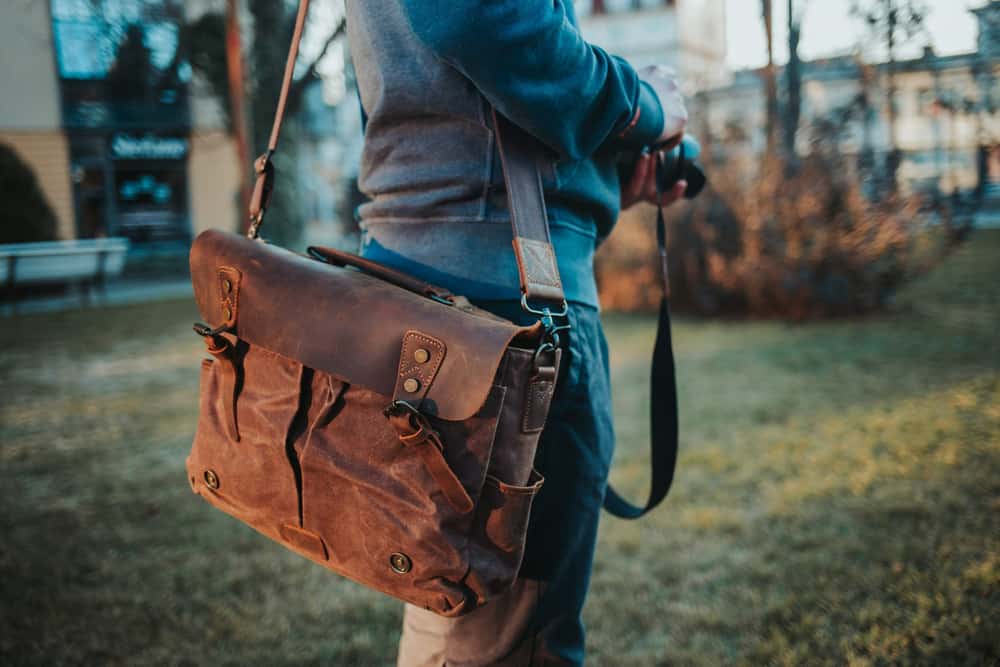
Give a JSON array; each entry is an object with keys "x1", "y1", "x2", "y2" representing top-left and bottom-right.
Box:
[{"x1": 618, "y1": 135, "x2": 707, "y2": 200}]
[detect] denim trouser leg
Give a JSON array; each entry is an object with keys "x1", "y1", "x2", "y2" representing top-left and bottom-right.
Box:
[{"x1": 397, "y1": 300, "x2": 615, "y2": 667}]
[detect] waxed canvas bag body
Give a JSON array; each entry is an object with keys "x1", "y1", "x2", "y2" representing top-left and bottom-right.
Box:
[{"x1": 186, "y1": 0, "x2": 678, "y2": 617}]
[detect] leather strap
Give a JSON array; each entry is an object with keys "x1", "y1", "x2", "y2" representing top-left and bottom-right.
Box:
[
  {"x1": 246, "y1": 0, "x2": 311, "y2": 240},
  {"x1": 246, "y1": 0, "x2": 565, "y2": 307},
  {"x1": 491, "y1": 109, "x2": 564, "y2": 305},
  {"x1": 307, "y1": 245, "x2": 455, "y2": 304},
  {"x1": 249, "y1": 1, "x2": 678, "y2": 518}
]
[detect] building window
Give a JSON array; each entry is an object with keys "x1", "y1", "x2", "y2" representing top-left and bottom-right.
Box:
[
  {"x1": 51, "y1": 0, "x2": 192, "y2": 245},
  {"x1": 50, "y1": 0, "x2": 189, "y2": 129},
  {"x1": 916, "y1": 88, "x2": 935, "y2": 116}
]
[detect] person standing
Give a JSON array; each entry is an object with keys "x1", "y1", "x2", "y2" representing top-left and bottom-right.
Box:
[{"x1": 344, "y1": 2, "x2": 689, "y2": 664}]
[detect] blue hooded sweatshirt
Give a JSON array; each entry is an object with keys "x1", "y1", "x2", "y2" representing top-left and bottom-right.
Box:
[{"x1": 346, "y1": 0, "x2": 665, "y2": 307}]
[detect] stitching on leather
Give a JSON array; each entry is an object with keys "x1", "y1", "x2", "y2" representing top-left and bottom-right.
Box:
[
  {"x1": 396, "y1": 331, "x2": 446, "y2": 399},
  {"x1": 217, "y1": 266, "x2": 241, "y2": 325},
  {"x1": 516, "y1": 238, "x2": 563, "y2": 290},
  {"x1": 398, "y1": 332, "x2": 444, "y2": 382}
]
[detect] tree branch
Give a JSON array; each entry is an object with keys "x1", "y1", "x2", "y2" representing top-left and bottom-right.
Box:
[{"x1": 285, "y1": 16, "x2": 347, "y2": 115}]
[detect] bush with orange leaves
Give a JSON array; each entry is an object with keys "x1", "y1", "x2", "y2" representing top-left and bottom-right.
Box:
[{"x1": 597, "y1": 149, "x2": 959, "y2": 319}]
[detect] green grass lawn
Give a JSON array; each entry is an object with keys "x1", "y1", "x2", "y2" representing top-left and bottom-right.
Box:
[{"x1": 1, "y1": 232, "x2": 997, "y2": 666}]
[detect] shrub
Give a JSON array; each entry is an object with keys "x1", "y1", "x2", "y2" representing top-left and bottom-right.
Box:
[
  {"x1": 0, "y1": 143, "x2": 59, "y2": 244},
  {"x1": 597, "y1": 148, "x2": 958, "y2": 319}
]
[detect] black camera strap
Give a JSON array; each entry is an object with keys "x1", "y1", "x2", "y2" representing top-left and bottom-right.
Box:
[{"x1": 602, "y1": 152, "x2": 680, "y2": 519}]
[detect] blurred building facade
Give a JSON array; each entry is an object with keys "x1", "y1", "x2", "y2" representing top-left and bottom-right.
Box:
[
  {"x1": 694, "y1": 1, "x2": 1000, "y2": 198},
  {"x1": 0, "y1": 0, "x2": 240, "y2": 252},
  {"x1": 574, "y1": 0, "x2": 729, "y2": 92},
  {"x1": 1, "y1": 0, "x2": 729, "y2": 254}
]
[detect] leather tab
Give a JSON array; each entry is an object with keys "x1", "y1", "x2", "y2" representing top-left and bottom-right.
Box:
[
  {"x1": 386, "y1": 409, "x2": 474, "y2": 514},
  {"x1": 393, "y1": 331, "x2": 446, "y2": 409},
  {"x1": 279, "y1": 523, "x2": 329, "y2": 561},
  {"x1": 512, "y1": 237, "x2": 563, "y2": 303},
  {"x1": 522, "y1": 365, "x2": 557, "y2": 434},
  {"x1": 217, "y1": 266, "x2": 241, "y2": 328},
  {"x1": 204, "y1": 335, "x2": 241, "y2": 442}
]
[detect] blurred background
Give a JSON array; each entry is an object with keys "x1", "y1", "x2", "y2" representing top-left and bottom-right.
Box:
[{"x1": 1, "y1": 1, "x2": 997, "y2": 665}]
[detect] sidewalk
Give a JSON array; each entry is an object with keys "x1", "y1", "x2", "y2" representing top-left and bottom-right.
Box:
[{"x1": 1, "y1": 278, "x2": 192, "y2": 316}]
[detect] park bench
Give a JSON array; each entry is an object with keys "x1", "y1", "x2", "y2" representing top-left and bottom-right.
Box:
[{"x1": 0, "y1": 238, "x2": 130, "y2": 305}]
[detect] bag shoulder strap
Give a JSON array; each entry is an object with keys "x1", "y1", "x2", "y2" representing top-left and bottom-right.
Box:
[
  {"x1": 246, "y1": 0, "x2": 677, "y2": 517},
  {"x1": 490, "y1": 109, "x2": 565, "y2": 306},
  {"x1": 246, "y1": 0, "x2": 564, "y2": 307},
  {"x1": 602, "y1": 193, "x2": 679, "y2": 518}
]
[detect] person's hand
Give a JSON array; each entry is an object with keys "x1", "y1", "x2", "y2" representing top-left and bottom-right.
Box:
[
  {"x1": 638, "y1": 65, "x2": 688, "y2": 146},
  {"x1": 621, "y1": 151, "x2": 687, "y2": 210}
]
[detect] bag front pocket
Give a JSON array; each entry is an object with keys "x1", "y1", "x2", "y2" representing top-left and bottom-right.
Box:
[
  {"x1": 186, "y1": 346, "x2": 303, "y2": 534},
  {"x1": 296, "y1": 379, "x2": 507, "y2": 614}
]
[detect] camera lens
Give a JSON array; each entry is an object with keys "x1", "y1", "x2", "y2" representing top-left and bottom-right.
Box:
[{"x1": 655, "y1": 141, "x2": 707, "y2": 199}]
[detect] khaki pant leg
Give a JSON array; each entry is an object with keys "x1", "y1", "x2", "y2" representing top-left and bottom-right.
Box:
[{"x1": 397, "y1": 579, "x2": 543, "y2": 667}]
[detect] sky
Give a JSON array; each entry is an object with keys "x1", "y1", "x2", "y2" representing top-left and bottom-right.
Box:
[{"x1": 726, "y1": 0, "x2": 982, "y2": 70}]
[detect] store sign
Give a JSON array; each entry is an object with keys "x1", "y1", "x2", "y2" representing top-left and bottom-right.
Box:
[{"x1": 111, "y1": 133, "x2": 188, "y2": 161}]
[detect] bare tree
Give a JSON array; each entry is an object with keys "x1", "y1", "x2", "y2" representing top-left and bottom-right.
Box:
[
  {"x1": 185, "y1": 2, "x2": 346, "y2": 244},
  {"x1": 850, "y1": 0, "x2": 928, "y2": 190},
  {"x1": 782, "y1": 0, "x2": 804, "y2": 163}
]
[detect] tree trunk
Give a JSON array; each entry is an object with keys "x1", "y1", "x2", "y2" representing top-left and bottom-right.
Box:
[
  {"x1": 783, "y1": 0, "x2": 803, "y2": 164},
  {"x1": 226, "y1": 0, "x2": 251, "y2": 231},
  {"x1": 248, "y1": 0, "x2": 303, "y2": 247},
  {"x1": 761, "y1": 0, "x2": 780, "y2": 158},
  {"x1": 885, "y1": 0, "x2": 900, "y2": 192}
]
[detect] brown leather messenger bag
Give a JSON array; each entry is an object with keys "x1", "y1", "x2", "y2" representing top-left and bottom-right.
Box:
[{"x1": 186, "y1": 0, "x2": 678, "y2": 616}]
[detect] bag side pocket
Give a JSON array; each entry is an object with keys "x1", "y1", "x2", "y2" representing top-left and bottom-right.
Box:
[{"x1": 465, "y1": 469, "x2": 544, "y2": 599}]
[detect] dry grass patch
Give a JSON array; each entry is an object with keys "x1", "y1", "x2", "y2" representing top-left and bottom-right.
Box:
[{"x1": 2, "y1": 232, "x2": 998, "y2": 665}]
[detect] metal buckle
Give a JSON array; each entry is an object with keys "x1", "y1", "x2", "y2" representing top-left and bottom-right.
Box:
[{"x1": 383, "y1": 400, "x2": 419, "y2": 419}]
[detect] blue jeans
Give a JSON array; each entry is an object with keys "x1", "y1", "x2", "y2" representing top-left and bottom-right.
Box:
[{"x1": 397, "y1": 300, "x2": 615, "y2": 667}]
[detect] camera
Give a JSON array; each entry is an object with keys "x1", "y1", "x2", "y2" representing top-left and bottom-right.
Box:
[{"x1": 655, "y1": 136, "x2": 707, "y2": 199}]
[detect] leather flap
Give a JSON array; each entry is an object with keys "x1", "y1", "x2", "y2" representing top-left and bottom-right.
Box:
[{"x1": 190, "y1": 230, "x2": 540, "y2": 421}]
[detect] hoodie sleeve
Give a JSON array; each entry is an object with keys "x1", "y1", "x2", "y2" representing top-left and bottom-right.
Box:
[{"x1": 398, "y1": 0, "x2": 665, "y2": 160}]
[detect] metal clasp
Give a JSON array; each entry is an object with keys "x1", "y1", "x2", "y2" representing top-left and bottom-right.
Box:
[
  {"x1": 383, "y1": 400, "x2": 420, "y2": 419},
  {"x1": 193, "y1": 321, "x2": 228, "y2": 337},
  {"x1": 521, "y1": 294, "x2": 570, "y2": 348},
  {"x1": 520, "y1": 294, "x2": 568, "y2": 319},
  {"x1": 247, "y1": 151, "x2": 276, "y2": 240}
]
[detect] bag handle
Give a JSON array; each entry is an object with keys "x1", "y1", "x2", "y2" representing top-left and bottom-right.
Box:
[
  {"x1": 307, "y1": 245, "x2": 455, "y2": 305},
  {"x1": 247, "y1": 0, "x2": 677, "y2": 518},
  {"x1": 245, "y1": 0, "x2": 565, "y2": 310}
]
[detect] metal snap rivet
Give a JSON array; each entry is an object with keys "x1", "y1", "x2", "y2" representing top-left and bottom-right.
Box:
[
  {"x1": 222, "y1": 278, "x2": 232, "y2": 293},
  {"x1": 223, "y1": 306, "x2": 233, "y2": 321},
  {"x1": 403, "y1": 378, "x2": 420, "y2": 393},
  {"x1": 413, "y1": 348, "x2": 430, "y2": 364},
  {"x1": 204, "y1": 469, "x2": 220, "y2": 489},
  {"x1": 389, "y1": 552, "x2": 412, "y2": 574}
]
